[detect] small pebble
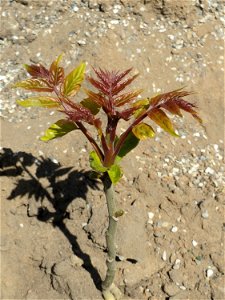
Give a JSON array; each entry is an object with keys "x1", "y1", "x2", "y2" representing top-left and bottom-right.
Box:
[
  {"x1": 77, "y1": 39, "x2": 86, "y2": 45},
  {"x1": 179, "y1": 285, "x2": 186, "y2": 290},
  {"x1": 51, "y1": 158, "x2": 58, "y2": 164},
  {"x1": 171, "y1": 226, "x2": 178, "y2": 233},
  {"x1": 173, "y1": 259, "x2": 181, "y2": 270},
  {"x1": 205, "y1": 167, "x2": 214, "y2": 175},
  {"x1": 192, "y1": 240, "x2": 198, "y2": 247},
  {"x1": 206, "y1": 268, "x2": 214, "y2": 278},
  {"x1": 162, "y1": 250, "x2": 167, "y2": 261},
  {"x1": 201, "y1": 210, "x2": 209, "y2": 219},
  {"x1": 148, "y1": 212, "x2": 154, "y2": 219}
]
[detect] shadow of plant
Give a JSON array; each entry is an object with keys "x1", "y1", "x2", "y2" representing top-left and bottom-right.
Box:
[{"x1": 0, "y1": 147, "x2": 102, "y2": 290}]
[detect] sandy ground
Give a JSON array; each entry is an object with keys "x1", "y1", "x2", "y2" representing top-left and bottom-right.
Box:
[{"x1": 0, "y1": 1, "x2": 224, "y2": 299}]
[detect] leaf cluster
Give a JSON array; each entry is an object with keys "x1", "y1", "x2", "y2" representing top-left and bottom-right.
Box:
[{"x1": 14, "y1": 55, "x2": 202, "y2": 184}]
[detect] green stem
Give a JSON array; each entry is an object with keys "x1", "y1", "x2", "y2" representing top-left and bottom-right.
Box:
[{"x1": 102, "y1": 173, "x2": 118, "y2": 294}]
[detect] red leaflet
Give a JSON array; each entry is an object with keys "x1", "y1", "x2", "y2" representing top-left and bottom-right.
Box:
[
  {"x1": 112, "y1": 74, "x2": 138, "y2": 96},
  {"x1": 87, "y1": 68, "x2": 139, "y2": 97},
  {"x1": 119, "y1": 106, "x2": 141, "y2": 121},
  {"x1": 83, "y1": 89, "x2": 105, "y2": 107},
  {"x1": 87, "y1": 76, "x2": 109, "y2": 95},
  {"x1": 174, "y1": 98, "x2": 202, "y2": 123},
  {"x1": 162, "y1": 100, "x2": 183, "y2": 117},
  {"x1": 86, "y1": 67, "x2": 140, "y2": 118},
  {"x1": 59, "y1": 99, "x2": 99, "y2": 126},
  {"x1": 24, "y1": 64, "x2": 50, "y2": 79},
  {"x1": 148, "y1": 89, "x2": 202, "y2": 124},
  {"x1": 23, "y1": 55, "x2": 65, "y2": 90}
]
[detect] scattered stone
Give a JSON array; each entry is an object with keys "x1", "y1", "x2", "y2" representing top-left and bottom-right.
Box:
[
  {"x1": 25, "y1": 33, "x2": 37, "y2": 43},
  {"x1": 147, "y1": 211, "x2": 154, "y2": 224},
  {"x1": 206, "y1": 268, "x2": 214, "y2": 278},
  {"x1": 148, "y1": 212, "x2": 154, "y2": 219},
  {"x1": 163, "y1": 282, "x2": 180, "y2": 296},
  {"x1": 171, "y1": 226, "x2": 178, "y2": 233},
  {"x1": 173, "y1": 259, "x2": 181, "y2": 270},
  {"x1": 162, "y1": 250, "x2": 167, "y2": 261},
  {"x1": 77, "y1": 39, "x2": 86, "y2": 45},
  {"x1": 201, "y1": 210, "x2": 209, "y2": 219},
  {"x1": 192, "y1": 240, "x2": 198, "y2": 247}
]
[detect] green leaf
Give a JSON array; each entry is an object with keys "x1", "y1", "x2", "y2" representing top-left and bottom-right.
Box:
[
  {"x1": 89, "y1": 151, "x2": 107, "y2": 173},
  {"x1": 80, "y1": 98, "x2": 101, "y2": 115},
  {"x1": 16, "y1": 97, "x2": 60, "y2": 108},
  {"x1": 132, "y1": 123, "x2": 155, "y2": 140},
  {"x1": 107, "y1": 164, "x2": 123, "y2": 184},
  {"x1": 117, "y1": 131, "x2": 139, "y2": 160},
  {"x1": 149, "y1": 108, "x2": 179, "y2": 137},
  {"x1": 132, "y1": 98, "x2": 150, "y2": 107},
  {"x1": 12, "y1": 79, "x2": 53, "y2": 92},
  {"x1": 132, "y1": 98, "x2": 150, "y2": 118},
  {"x1": 63, "y1": 62, "x2": 86, "y2": 96},
  {"x1": 40, "y1": 119, "x2": 78, "y2": 141}
]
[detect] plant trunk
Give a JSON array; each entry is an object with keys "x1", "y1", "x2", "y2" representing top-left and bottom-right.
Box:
[{"x1": 102, "y1": 173, "x2": 118, "y2": 297}]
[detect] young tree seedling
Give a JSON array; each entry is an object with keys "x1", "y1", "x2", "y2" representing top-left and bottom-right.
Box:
[{"x1": 13, "y1": 54, "x2": 202, "y2": 300}]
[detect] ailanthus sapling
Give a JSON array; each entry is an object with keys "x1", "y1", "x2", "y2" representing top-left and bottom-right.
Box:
[{"x1": 13, "y1": 54, "x2": 202, "y2": 300}]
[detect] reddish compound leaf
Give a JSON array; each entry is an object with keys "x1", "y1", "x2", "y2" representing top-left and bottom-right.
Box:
[
  {"x1": 162, "y1": 100, "x2": 183, "y2": 117},
  {"x1": 149, "y1": 88, "x2": 191, "y2": 107},
  {"x1": 174, "y1": 98, "x2": 202, "y2": 124},
  {"x1": 148, "y1": 89, "x2": 202, "y2": 124},
  {"x1": 87, "y1": 68, "x2": 139, "y2": 98}
]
